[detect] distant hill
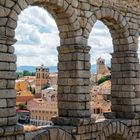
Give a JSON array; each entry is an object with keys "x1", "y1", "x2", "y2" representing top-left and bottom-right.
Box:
[
  {"x1": 17, "y1": 66, "x2": 58, "y2": 73},
  {"x1": 17, "y1": 64, "x2": 110, "y2": 74},
  {"x1": 17, "y1": 66, "x2": 36, "y2": 72}
]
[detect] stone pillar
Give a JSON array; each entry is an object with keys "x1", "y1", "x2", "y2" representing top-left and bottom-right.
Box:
[
  {"x1": 0, "y1": 37, "x2": 24, "y2": 138},
  {"x1": 108, "y1": 51, "x2": 140, "y2": 119},
  {"x1": 52, "y1": 45, "x2": 93, "y2": 125}
]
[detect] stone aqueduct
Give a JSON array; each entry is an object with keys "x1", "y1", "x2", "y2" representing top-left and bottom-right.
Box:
[{"x1": 1, "y1": 0, "x2": 140, "y2": 139}]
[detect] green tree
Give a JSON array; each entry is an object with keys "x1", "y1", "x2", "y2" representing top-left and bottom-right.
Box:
[
  {"x1": 16, "y1": 72, "x2": 23, "y2": 79},
  {"x1": 23, "y1": 70, "x2": 31, "y2": 76},
  {"x1": 18, "y1": 103, "x2": 27, "y2": 110},
  {"x1": 98, "y1": 76, "x2": 108, "y2": 85}
]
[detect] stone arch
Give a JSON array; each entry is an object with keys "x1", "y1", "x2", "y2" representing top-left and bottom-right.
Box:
[
  {"x1": 31, "y1": 127, "x2": 75, "y2": 140},
  {"x1": 86, "y1": 6, "x2": 140, "y2": 119},
  {"x1": 96, "y1": 121, "x2": 135, "y2": 140},
  {"x1": 0, "y1": 0, "x2": 81, "y2": 128},
  {"x1": 3, "y1": 0, "x2": 80, "y2": 45},
  {"x1": 85, "y1": 7, "x2": 131, "y2": 52}
]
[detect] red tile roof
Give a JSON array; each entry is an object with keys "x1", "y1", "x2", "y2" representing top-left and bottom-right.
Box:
[{"x1": 16, "y1": 96, "x2": 34, "y2": 105}]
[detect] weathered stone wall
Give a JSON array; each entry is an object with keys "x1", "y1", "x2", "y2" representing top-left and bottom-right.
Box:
[
  {"x1": 25, "y1": 118, "x2": 140, "y2": 140},
  {"x1": 0, "y1": 0, "x2": 140, "y2": 139}
]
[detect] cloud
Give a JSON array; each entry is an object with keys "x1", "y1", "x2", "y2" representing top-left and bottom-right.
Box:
[
  {"x1": 88, "y1": 21, "x2": 113, "y2": 65},
  {"x1": 15, "y1": 7, "x2": 113, "y2": 67},
  {"x1": 15, "y1": 6, "x2": 59, "y2": 67}
]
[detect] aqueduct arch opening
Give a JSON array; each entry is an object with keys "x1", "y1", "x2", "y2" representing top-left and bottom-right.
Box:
[
  {"x1": 88, "y1": 20, "x2": 112, "y2": 117},
  {"x1": 85, "y1": 7, "x2": 140, "y2": 119},
  {"x1": 15, "y1": 6, "x2": 60, "y2": 67}
]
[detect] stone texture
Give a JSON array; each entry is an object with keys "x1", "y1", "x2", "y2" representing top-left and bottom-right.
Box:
[{"x1": 0, "y1": 0, "x2": 140, "y2": 140}]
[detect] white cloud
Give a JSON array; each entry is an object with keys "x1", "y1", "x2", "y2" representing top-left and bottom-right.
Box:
[
  {"x1": 14, "y1": 6, "x2": 59, "y2": 67},
  {"x1": 88, "y1": 21, "x2": 113, "y2": 65},
  {"x1": 15, "y1": 7, "x2": 112, "y2": 67}
]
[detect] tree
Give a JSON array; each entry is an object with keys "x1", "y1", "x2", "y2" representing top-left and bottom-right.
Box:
[
  {"x1": 98, "y1": 76, "x2": 108, "y2": 85},
  {"x1": 16, "y1": 72, "x2": 23, "y2": 79},
  {"x1": 18, "y1": 103, "x2": 27, "y2": 110},
  {"x1": 23, "y1": 70, "x2": 31, "y2": 76}
]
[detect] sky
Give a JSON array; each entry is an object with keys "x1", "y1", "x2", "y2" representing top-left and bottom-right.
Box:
[{"x1": 14, "y1": 6, "x2": 139, "y2": 67}]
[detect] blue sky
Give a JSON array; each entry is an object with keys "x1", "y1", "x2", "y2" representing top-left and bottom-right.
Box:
[{"x1": 14, "y1": 6, "x2": 139, "y2": 67}]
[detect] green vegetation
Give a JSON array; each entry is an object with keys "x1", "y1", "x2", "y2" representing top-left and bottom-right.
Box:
[
  {"x1": 18, "y1": 103, "x2": 27, "y2": 110},
  {"x1": 16, "y1": 70, "x2": 35, "y2": 79},
  {"x1": 97, "y1": 75, "x2": 110, "y2": 85}
]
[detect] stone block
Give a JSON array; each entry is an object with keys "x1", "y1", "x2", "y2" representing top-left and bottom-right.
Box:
[
  {"x1": 67, "y1": 94, "x2": 90, "y2": 102},
  {"x1": 80, "y1": 3, "x2": 90, "y2": 10},
  {"x1": 7, "y1": 80, "x2": 15, "y2": 89},
  {"x1": 122, "y1": 85, "x2": 135, "y2": 91},
  {"x1": 71, "y1": 86, "x2": 90, "y2": 93},
  {"x1": 122, "y1": 105, "x2": 135, "y2": 112},
  {"x1": 0, "y1": 18, "x2": 7, "y2": 26},
  {"x1": 122, "y1": 71, "x2": 136, "y2": 78},
  {"x1": 0, "y1": 62, "x2": 9, "y2": 71},
  {"x1": 10, "y1": 63, "x2": 16, "y2": 71},
  {"x1": 112, "y1": 64, "x2": 121, "y2": 71},
  {"x1": 7, "y1": 99, "x2": 16, "y2": 107},
  {"x1": 123, "y1": 98, "x2": 140, "y2": 105},
  {"x1": 58, "y1": 101, "x2": 86, "y2": 110},
  {"x1": 17, "y1": 0, "x2": 28, "y2": 10},
  {"x1": 0, "y1": 99, "x2": 7, "y2": 108},
  {"x1": 95, "y1": 10, "x2": 101, "y2": 19},
  {"x1": 6, "y1": 27, "x2": 15, "y2": 37},
  {"x1": 57, "y1": 93, "x2": 68, "y2": 101},
  {"x1": 8, "y1": 46, "x2": 15, "y2": 54},
  {"x1": 0, "y1": 6, "x2": 10, "y2": 17},
  {"x1": 89, "y1": 0, "x2": 103, "y2": 6},
  {"x1": 4, "y1": 126, "x2": 15, "y2": 136},
  {"x1": 124, "y1": 78, "x2": 139, "y2": 85},
  {"x1": 0, "y1": 107, "x2": 16, "y2": 117},
  {"x1": 72, "y1": 53, "x2": 84, "y2": 61},
  {"x1": 0, "y1": 53, "x2": 16, "y2": 62},
  {"x1": 7, "y1": 115, "x2": 18, "y2": 125},
  {"x1": 68, "y1": 110, "x2": 90, "y2": 117},
  {"x1": 0, "y1": 80, "x2": 7, "y2": 89},
  {"x1": 135, "y1": 105, "x2": 140, "y2": 112},
  {"x1": 16, "y1": 135, "x2": 24, "y2": 140},
  {"x1": 58, "y1": 71, "x2": 70, "y2": 78},
  {"x1": 0, "y1": 71, "x2": 16, "y2": 79},
  {"x1": 0, "y1": 90, "x2": 16, "y2": 99},
  {"x1": 0, "y1": 118, "x2": 7, "y2": 126},
  {"x1": 71, "y1": 71, "x2": 90, "y2": 78},
  {"x1": 0, "y1": 45, "x2": 8, "y2": 53},
  {"x1": 7, "y1": 18, "x2": 17, "y2": 29}
]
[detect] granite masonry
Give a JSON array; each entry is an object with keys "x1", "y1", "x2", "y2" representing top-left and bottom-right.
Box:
[{"x1": 0, "y1": 0, "x2": 140, "y2": 139}]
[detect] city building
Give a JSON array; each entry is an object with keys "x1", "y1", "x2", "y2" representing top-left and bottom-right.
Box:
[
  {"x1": 90, "y1": 58, "x2": 111, "y2": 116},
  {"x1": 16, "y1": 80, "x2": 34, "y2": 105},
  {"x1": 96, "y1": 57, "x2": 109, "y2": 75},
  {"x1": 42, "y1": 86, "x2": 57, "y2": 101},
  {"x1": 27, "y1": 98, "x2": 58, "y2": 122},
  {"x1": 35, "y1": 65, "x2": 50, "y2": 94},
  {"x1": 49, "y1": 73, "x2": 58, "y2": 87}
]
